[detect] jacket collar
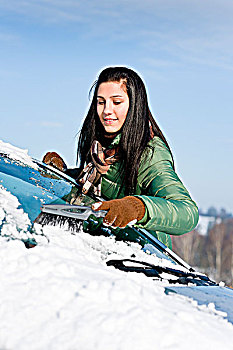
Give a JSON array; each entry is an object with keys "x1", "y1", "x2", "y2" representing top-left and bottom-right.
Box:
[{"x1": 108, "y1": 133, "x2": 121, "y2": 149}]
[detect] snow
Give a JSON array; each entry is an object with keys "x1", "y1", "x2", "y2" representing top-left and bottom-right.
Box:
[
  {"x1": 0, "y1": 140, "x2": 37, "y2": 169},
  {"x1": 196, "y1": 214, "x2": 216, "y2": 235},
  {"x1": 0, "y1": 141, "x2": 233, "y2": 349},
  {"x1": 0, "y1": 185, "x2": 31, "y2": 240},
  {"x1": 1, "y1": 188, "x2": 233, "y2": 349}
]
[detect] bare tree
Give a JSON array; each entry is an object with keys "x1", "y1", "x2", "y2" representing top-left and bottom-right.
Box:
[
  {"x1": 172, "y1": 230, "x2": 203, "y2": 266},
  {"x1": 212, "y1": 222, "x2": 225, "y2": 280},
  {"x1": 202, "y1": 219, "x2": 233, "y2": 285},
  {"x1": 172, "y1": 219, "x2": 233, "y2": 286}
]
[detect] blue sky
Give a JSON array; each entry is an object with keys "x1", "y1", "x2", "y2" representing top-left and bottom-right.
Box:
[{"x1": 0, "y1": 0, "x2": 233, "y2": 213}]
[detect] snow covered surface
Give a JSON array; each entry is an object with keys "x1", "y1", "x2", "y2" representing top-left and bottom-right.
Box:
[
  {"x1": 0, "y1": 186, "x2": 233, "y2": 349},
  {"x1": 0, "y1": 140, "x2": 37, "y2": 168},
  {"x1": 1, "y1": 140, "x2": 233, "y2": 349},
  {"x1": 196, "y1": 214, "x2": 216, "y2": 235}
]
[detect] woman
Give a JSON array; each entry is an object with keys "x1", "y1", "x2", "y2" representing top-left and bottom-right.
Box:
[{"x1": 43, "y1": 67, "x2": 199, "y2": 248}]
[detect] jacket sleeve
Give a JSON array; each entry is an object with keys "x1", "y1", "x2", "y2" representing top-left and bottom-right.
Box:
[
  {"x1": 64, "y1": 168, "x2": 81, "y2": 180},
  {"x1": 135, "y1": 138, "x2": 199, "y2": 235}
]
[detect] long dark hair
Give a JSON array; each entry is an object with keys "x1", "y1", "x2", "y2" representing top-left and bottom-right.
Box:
[{"x1": 77, "y1": 66, "x2": 173, "y2": 195}]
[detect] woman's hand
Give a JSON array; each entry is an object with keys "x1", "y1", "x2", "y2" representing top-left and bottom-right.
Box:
[
  {"x1": 92, "y1": 196, "x2": 145, "y2": 228},
  {"x1": 42, "y1": 152, "x2": 67, "y2": 172}
]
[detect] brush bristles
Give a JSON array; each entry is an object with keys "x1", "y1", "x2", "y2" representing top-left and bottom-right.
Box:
[{"x1": 34, "y1": 212, "x2": 83, "y2": 232}]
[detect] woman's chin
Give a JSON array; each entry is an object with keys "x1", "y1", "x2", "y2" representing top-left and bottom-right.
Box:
[{"x1": 103, "y1": 125, "x2": 121, "y2": 133}]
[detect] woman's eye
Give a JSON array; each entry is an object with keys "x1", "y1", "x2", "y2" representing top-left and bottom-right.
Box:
[
  {"x1": 113, "y1": 101, "x2": 122, "y2": 105},
  {"x1": 97, "y1": 100, "x2": 105, "y2": 105}
]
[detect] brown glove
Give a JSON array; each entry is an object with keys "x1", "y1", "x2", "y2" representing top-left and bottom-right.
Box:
[
  {"x1": 42, "y1": 152, "x2": 67, "y2": 172},
  {"x1": 92, "y1": 196, "x2": 145, "y2": 228}
]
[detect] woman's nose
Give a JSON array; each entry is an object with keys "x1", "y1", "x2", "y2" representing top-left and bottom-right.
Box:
[{"x1": 104, "y1": 100, "x2": 113, "y2": 115}]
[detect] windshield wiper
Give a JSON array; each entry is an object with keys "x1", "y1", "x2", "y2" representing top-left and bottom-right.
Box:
[{"x1": 106, "y1": 259, "x2": 217, "y2": 286}]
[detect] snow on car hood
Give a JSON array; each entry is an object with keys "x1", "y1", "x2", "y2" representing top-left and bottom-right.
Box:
[
  {"x1": 0, "y1": 184, "x2": 31, "y2": 237},
  {"x1": 0, "y1": 190, "x2": 233, "y2": 349}
]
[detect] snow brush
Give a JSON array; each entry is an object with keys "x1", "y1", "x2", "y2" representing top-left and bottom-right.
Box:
[
  {"x1": 35, "y1": 204, "x2": 107, "y2": 232},
  {"x1": 35, "y1": 203, "x2": 194, "y2": 272}
]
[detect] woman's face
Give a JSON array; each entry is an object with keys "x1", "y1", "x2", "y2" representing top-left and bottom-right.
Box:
[{"x1": 97, "y1": 81, "x2": 129, "y2": 133}]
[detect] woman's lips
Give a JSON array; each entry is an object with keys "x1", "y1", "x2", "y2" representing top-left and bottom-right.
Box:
[{"x1": 103, "y1": 118, "x2": 117, "y2": 125}]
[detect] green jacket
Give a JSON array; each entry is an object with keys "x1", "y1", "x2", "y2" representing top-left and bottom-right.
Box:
[{"x1": 101, "y1": 135, "x2": 199, "y2": 249}]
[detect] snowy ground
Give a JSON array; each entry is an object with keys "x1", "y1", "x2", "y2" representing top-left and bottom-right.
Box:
[{"x1": 0, "y1": 142, "x2": 233, "y2": 349}]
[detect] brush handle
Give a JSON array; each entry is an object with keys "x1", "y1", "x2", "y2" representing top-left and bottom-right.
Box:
[{"x1": 40, "y1": 204, "x2": 107, "y2": 220}]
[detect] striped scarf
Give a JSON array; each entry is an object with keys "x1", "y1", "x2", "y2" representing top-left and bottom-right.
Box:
[{"x1": 78, "y1": 140, "x2": 121, "y2": 196}]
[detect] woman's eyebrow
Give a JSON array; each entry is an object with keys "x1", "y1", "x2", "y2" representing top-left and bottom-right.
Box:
[{"x1": 97, "y1": 94, "x2": 123, "y2": 98}]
